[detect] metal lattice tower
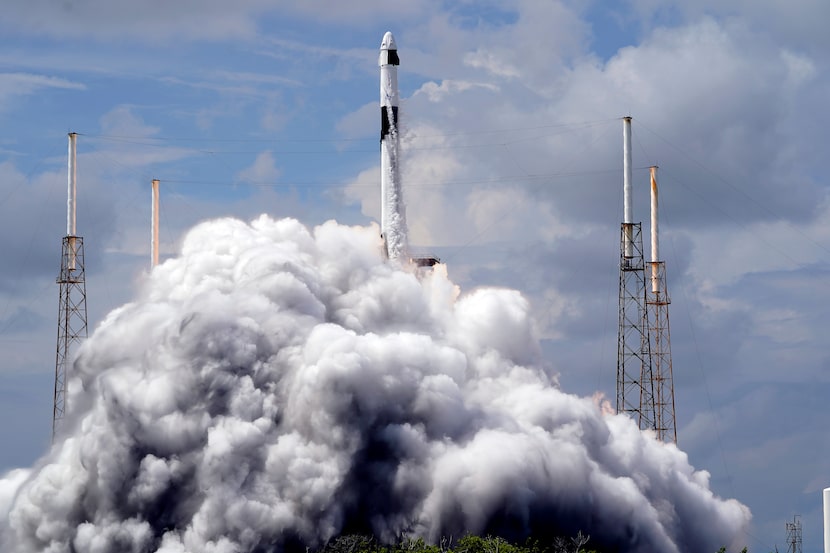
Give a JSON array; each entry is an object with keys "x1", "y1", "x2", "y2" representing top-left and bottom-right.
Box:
[
  {"x1": 786, "y1": 516, "x2": 802, "y2": 553},
  {"x1": 616, "y1": 222, "x2": 656, "y2": 430},
  {"x1": 54, "y1": 237, "x2": 88, "y2": 437},
  {"x1": 646, "y1": 260, "x2": 675, "y2": 441},
  {"x1": 646, "y1": 166, "x2": 677, "y2": 443},
  {"x1": 616, "y1": 117, "x2": 656, "y2": 431},
  {"x1": 53, "y1": 132, "x2": 88, "y2": 440}
]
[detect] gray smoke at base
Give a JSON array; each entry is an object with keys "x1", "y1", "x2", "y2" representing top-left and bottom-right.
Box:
[{"x1": 0, "y1": 216, "x2": 750, "y2": 553}]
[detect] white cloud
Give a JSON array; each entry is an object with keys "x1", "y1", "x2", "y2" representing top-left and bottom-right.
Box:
[
  {"x1": 0, "y1": 0, "x2": 442, "y2": 42},
  {"x1": 0, "y1": 72, "x2": 85, "y2": 110},
  {"x1": 0, "y1": 72, "x2": 84, "y2": 92},
  {"x1": 335, "y1": 101, "x2": 375, "y2": 139},
  {"x1": 99, "y1": 105, "x2": 160, "y2": 138},
  {"x1": 235, "y1": 151, "x2": 281, "y2": 186},
  {"x1": 464, "y1": 50, "x2": 522, "y2": 79},
  {"x1": 0, "y1": 0, "x2": 268, "y2": 41},
  {"x1": 414, "y1": 80, "x2": 499, "y2": 103},
  {"x1": 634, "y1": 0, "x2": 830, "y2": 54}
]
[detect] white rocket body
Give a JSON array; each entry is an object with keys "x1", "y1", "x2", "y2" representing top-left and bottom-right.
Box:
[{"x1": 379, "y1": 31, "x2": 407, "y2": 260}]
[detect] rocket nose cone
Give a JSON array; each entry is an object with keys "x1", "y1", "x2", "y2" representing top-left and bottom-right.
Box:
[{"x1": 381, "y1": 31, "x2": 396, "y2": 50}]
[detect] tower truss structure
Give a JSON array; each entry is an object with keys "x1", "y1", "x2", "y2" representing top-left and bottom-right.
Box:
[
  {"x1": 54, "y1": 237, "x2": 88, "y2": 438},
  {"x1": 786, "y1": 515, "x2": 802, "y2": 553},
  {"x1": 645, "y1": 166, "x2": 677, "y2": 443},
  {"x1": 53, "y1": 132, "x2": 88, "y2": 439},
  {"x1": 646, "y1": 260, "x2": 676, "y2": 442},
  {"x1": 616, "y1": 222, "x2": 656, "y2": 431}
]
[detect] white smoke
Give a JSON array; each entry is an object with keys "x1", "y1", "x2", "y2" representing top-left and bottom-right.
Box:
[
  {"x1": 381, "y1": 103, "x2": 407, "y2": 261},
  {"x1": 0, "y1": 469, "x2": 30, "y2": 520},
  {"x1": 0, "y1": 216, "x2": 750, "y2": 553}
]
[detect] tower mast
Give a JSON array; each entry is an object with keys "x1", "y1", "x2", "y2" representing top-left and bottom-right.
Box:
[
  {"x1": 786, "y1": 515, "x2": 803, "y2": 553},
  {"x1": 616, "y1": 117, "x2": 656, "y2": 431},
  {"x1": 646, "y1": 166, "x2": 677, "y2": 442},
  {"x1": 151, "y1": 178, "x2": 159, "y2": 268},
  {"x1": 53, "y1": 132, "x2": 88, "y2": 440}
]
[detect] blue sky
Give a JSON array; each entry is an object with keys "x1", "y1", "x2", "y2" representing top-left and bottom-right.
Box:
[{"x1": 1, "y1": 1, "x2": 830, "y2": 551}]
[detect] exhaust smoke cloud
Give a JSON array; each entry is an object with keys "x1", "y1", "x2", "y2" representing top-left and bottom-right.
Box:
[{"x1": 0, "y1": 216, "x2": 750, "y2": 553}]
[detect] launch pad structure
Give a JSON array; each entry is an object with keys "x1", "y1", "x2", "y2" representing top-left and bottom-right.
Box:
[{"x1": 53, "y1": 132, "x2": 88, "y2": 440}]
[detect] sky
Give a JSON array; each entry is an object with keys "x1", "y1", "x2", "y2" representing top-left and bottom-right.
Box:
[{"x1": 0, "y1": 0, "x2": 828, "y2": 551}]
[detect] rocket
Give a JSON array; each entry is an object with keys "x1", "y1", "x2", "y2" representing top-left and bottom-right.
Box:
[{"x1": 379, "y1": 31, "x2": 407, "y2": 260}]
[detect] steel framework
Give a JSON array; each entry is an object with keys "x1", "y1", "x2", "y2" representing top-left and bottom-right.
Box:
[
  {"x1": 786, "y1": 516, "x2": 802, "y2": 553},
  {"x1": 53, "y1": 236, "x2": 88, "y2": 439},
  {"x1": 646, "y1": 260, "x2": 676, "y2": 442},
  {"x1": 616, "y1": 222, "x2": 656, "y2": 430}
]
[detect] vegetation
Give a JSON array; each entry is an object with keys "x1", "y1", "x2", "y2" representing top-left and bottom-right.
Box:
[
  {"x1": 315, "y1": 535, "x2": 754, "y2": 553},
  {"x1": 316, "y1": 533, "x2": 600, "y2": 553}
]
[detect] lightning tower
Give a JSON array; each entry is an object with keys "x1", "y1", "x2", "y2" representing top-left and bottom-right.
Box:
[
  {"x1": 53, "y1": 132, "x2": 88, "y2": 439},
  {"x1": 152, "y1": 178, "x2": 160, "y2": 268},
  {"x1": 645, "y1": 166, "x2": 677, "y2": 443},
  {"x1": 616, "y1": 117, "x2": 656, "y2": 431},
  {"x1": 786, "y1": 516, "x2": 803, "y2": 553}
]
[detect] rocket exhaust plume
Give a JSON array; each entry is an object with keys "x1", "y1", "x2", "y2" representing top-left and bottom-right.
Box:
[
  {"x1": 0, "y1": 216, "x2": 750, "y2": 553},
  {"x1": 379, "y1": 31, "x2": 407, "y2": 260}
]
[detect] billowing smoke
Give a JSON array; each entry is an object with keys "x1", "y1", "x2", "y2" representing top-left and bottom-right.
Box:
[{"x1": 0, "y1": 216, "x2": 750, "y2": 553}]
